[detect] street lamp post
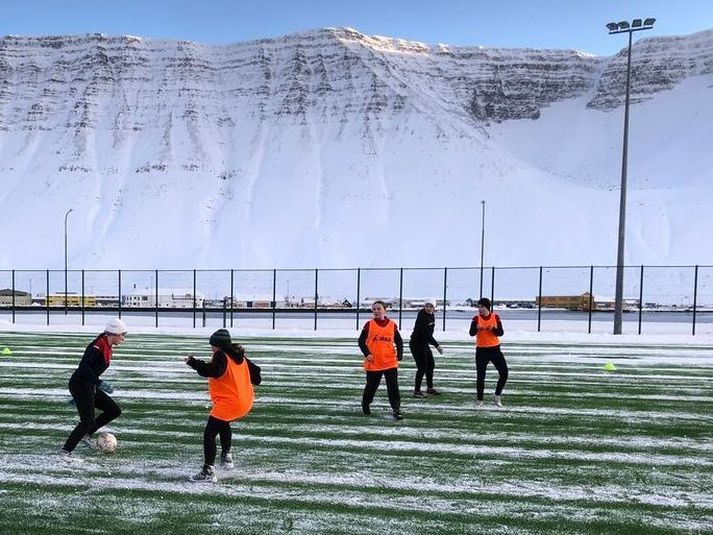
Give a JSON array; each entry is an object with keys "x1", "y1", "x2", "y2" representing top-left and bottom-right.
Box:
[
  {"x1": 606, "y1": 18, "x2": 655, "y2": 335},
  {"x1": 64, "y1": 208, "x2": 73, "y2": 315},
  {"x1": 479, "y1": 200, "x2": 486, "y2": 298}
]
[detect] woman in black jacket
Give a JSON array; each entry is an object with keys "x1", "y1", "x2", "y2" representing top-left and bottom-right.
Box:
[
  {"x1": 60, "y1": 317, "x2": 127, "y2": 463},
  {"x1": 409, "y1": 298, "x2": 444, "y2": 397}
]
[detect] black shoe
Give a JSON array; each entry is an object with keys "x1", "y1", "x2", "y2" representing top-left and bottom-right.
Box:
[
  {"x1": 426, "y1": 388, "x2": 440, "y2": 396},
  {"x1": 392, "y1": 410, "x2": 404, "y2": 421},
  {"x1": 189, "y1": 465, "x2": 217, "y2": 483},
  {"x1": 220, "y1": 452, "x2": 234, "y2": 469},
  {"x1": 412, "y1": 390, "x2": 426, "y2": 398},
  {"x1": 362, "y1": 403, "x2": 371, "y2": 416}
]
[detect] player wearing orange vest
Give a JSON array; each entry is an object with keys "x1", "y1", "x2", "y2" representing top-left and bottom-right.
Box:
[
  {"x1": 468, "y1": 297, "x2": 508, "y2": 407},
  {"x1": 184, "y1": 329, "x2": 256, "y2": 482},
  {"x1": 358, "y1": 300, "x2": 405, "y2": 420}
]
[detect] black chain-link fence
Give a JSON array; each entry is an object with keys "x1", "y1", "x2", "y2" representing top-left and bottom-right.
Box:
[{"x1": 1, "y1": 265, "x2": 711, "y2": 334}]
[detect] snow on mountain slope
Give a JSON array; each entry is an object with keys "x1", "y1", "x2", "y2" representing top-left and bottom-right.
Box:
[{"x1": 0, "y1": 27, "x2": 711, "y2": 269}]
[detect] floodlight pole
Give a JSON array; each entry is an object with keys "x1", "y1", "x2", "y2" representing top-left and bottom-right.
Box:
[
  {"x1": 64, "y1": 208, "x2": 73, "y2": 315},
  {"x1": 607, "y1": 19, "x2": 655, "y2": 334},
  {"x1": 479, "y1": 200, "x2": 486, "y2": 298}
]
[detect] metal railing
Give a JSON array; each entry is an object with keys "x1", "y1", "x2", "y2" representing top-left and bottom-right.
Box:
[{"x1": 1, "y1": 265, "x2": 711, "y2": 334}]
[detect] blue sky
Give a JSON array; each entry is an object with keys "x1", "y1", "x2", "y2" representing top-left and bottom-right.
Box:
[{"x1": 1, "y1": 0, "x2": 712, "y2": 56}]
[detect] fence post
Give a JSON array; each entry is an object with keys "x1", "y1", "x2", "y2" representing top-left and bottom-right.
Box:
[
  {"x1": 588, "y1": 266, "x2": 593, "y2": 334},
  {"x1": 442, "y1": 267, "x2": 448, "y2": 331},
  {"x1": 398, "y1": 268, "x2": 404, "y2": 328},
  {"x1": 272, "y1": 269, "x2": 277, "y2": 330},
  {"x1": 81, "y1": 269, "x2": 85, "y2": 326},
  {"x1": 490, "y1": 266, "x2": 495, "y2": 303},
  {"x1": 230, "y1": 269, "x2": 234, "y2": 328},
  {"x1": 118, "y1": 270, "x2": 122, "y2": 319},
  {"x1": 692, "y1": 265, "x2": 699, "y2": 336},
  {"x1": 638, "y1": 265, "x2": 644, "y2": 335},
  {"x1": 46, "y1": 269, "x2": 50, "y2": 326},
  {"x1": 537, "y1": 267, "x2": 543, "y2": 332},
  {"x1": 314, "y1": 269, "x2": 319, "y2": 331},
  {"x1": 193, "y1": 269, "x2": 197, "y2": 329},
  {"x1": 155, "y1": 269, "x2": 159, "y2": 328},
  {"x1": 356, "y1": 268, "x2": 361, "y2": 330},
  {"x1": 11, "y1": 270, "x2": 15, "y2": 324}
]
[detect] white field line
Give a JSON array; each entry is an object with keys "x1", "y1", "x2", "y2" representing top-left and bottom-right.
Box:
[
  {"x1": 1, "y1": 388, "x2": 712, "y2": 426},
  {"x1": 1, "y1": 455, "x2": 712, "y2": 529},
  {"x1": 2, "y1": 455, "x2": 712, "y2": 515},
  {"x1": 3, "y1": 420, "x2": 711, "y2": 456}
]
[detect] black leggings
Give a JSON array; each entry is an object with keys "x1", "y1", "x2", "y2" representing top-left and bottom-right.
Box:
[
  {"x1": 476, "y1": 346, "x2": 509, "y2": 400},
  {"x1": 362, "y1": 368, "x2": 401, "y2": 411},
  {"x1": 203, "y1": 415, "x2": 232, "y2": 467},
  {"x1": 409, "y1": 340, "x2": 435, "y2": 390},
  {"x1": 63, "y1": 375, "x2": 122, "y2": 452}
]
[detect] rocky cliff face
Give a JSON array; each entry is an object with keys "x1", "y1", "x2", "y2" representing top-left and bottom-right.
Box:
[
  {"x1": 589, "y1": 31, "x2": 713, "y2": 110},
  {"x1": 2, "y1": 27, "x2": 712, "y2": 139}
]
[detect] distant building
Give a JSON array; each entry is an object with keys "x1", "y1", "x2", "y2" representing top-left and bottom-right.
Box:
[
  {"x1": 95, "y1": 295, "x2": 120, "y2": 307},
  {"x1": 0, "y1": 289, "x2": 31, "y2": 306},
  {"x1": 402, "y1": 297, "x2": 449, "y2": 308},
  {"x1": 223, "y1": 295, "x2": 277, "y2": 308},
  {"x1": 536, "y1": 293, "x2": 594, "y2": 311},
  {"x1": 45, "y1": 293, "x2": 97, "y2": 307},
  {"x1": 123, "y1": 288, "x2": 205, "y2": 308},
  {"x1": 535, "y1": 293, "x2": 639, "y2": 311}
]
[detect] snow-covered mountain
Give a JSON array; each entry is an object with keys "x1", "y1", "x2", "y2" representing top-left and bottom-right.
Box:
[{"x1": 1, "y1": 27, "x2": 712, "y2": 269}]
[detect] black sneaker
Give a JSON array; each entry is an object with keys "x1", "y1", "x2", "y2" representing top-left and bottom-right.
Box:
[
  {"x1": 190, "y1": 465, "x2": 217, "y2": 483},
  {"x1": 392, "y1": 410, "x2": 404, "y2": 421},
  {"x1": 220, "y1": 451, "x2": 234, "y2": 470},
  {"x1": 412, "y1": 390, "x2": 426, "y2": 398},
  {"x1": 426, "y1": 388, "x2": 441, "y2": 396},
  {"x1": 362, "y1": 403, "x2": 371, "y2": 416}
]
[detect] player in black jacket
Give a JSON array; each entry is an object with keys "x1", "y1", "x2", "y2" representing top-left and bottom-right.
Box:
[
  {"x1": 59, "y1": 318, "x2": 127, "y2": 462},
  {"x1": 409, "y1": 298, "x2": 444, "y2": 397}
]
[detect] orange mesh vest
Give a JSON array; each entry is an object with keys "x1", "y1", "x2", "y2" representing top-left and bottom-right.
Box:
[
  {"x1": 364, "y1": 319, "x2": 398, "y2": 371},
  {"x1": 208, "y1": 355, "x2": 254, "y2": 421},
  {"x1": 475, "y1": 313, "x2": 501, "y2": 348}
]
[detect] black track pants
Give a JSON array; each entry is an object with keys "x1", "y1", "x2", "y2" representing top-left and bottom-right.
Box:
[
  {"x1": 409, "y1": 340, "x2": 435, "y2": 391},
  {"x1": 476, "y1": 346, "x2": 509, "y2": 400},
  {"x1": 362, "y1": 368, "x2": 401, "y2": 411},
  {"x1": 63, "y1": 375, "x2": 121, "y2": 452},
  {"x1": 203, "y1": 415, "x2": 232, "y2": 467}
]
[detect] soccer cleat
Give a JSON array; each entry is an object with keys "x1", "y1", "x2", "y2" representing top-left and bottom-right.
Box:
[
  {"x1": 494, "y1": 395, "x2": 503, "y2": 408},
  {"x1": 79, "y1": 434, "x2": 97, "y2": 450},
  {"x1": 362, "y1": 403, "x2": 371, "y2": 416},
  {"x1": 190, "y1": 465, "x2": 217, "y2": 483},
  {"x1": 392, "y1": 409, "x2": 404, "y2": 421},
  {"x1": 220, "y1": 451, "x2": 234, "y2": 470},
  {"x1": 412, "y1": 390, "x2": 426, "y2": 398},
  {"x1": 426, "y1": 388, "x2": 440, "y2": 396},
  {"x1": 476, "y1": 399, "x2": 484, "y2": 408},
  {"x1": 59, "y1": 449, "x2": 84, "y2": 464}
]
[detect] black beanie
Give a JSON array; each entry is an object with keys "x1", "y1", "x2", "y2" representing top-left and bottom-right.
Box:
[
  {"x1": 477, "y1": 297, "x2": 492, "y2": 310},
  {"x1": 209, "y1": 329, "x2": 232, "y2": 348}
]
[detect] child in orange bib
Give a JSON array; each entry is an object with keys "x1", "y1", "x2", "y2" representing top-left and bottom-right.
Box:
[
  {"x1": 468, "y1": 298, "x2": 509, "y2": 407},
  {"x1": 358, "y1": 300, "x2": 404, "y2": 420},
  {"x1": 185, "y1": 329, "x2": 255, "y2": 482}
]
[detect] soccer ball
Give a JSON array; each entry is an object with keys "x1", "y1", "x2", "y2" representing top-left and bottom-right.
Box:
[{"x1": 96, "y1": 432, "x2": 118, "y2": 454}]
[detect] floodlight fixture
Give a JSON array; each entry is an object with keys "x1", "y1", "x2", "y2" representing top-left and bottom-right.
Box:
[
  {"x1": 618, "y1": 21, "x2": 630, "y2": 30},
  {"x1": 606, "y1": 22, "x2": 619, "y2": 32},
  {"x1": 644, "y1": 18, "x2": 656, "y2": 27},
  {"x1": 632, "y1": 19, "x2": 642, "y2": 28}
]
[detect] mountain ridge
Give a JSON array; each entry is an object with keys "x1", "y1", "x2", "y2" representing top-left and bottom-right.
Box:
[{"x1": 0, "y1": 27, "x2": 712, "y2": 270}]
